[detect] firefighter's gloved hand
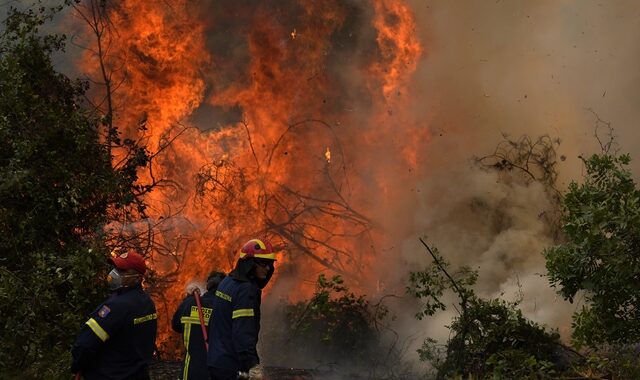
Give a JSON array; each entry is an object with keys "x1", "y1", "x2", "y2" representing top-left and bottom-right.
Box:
[{"x1": 248, "y1": 364, "x2": 265, "y2": 380}]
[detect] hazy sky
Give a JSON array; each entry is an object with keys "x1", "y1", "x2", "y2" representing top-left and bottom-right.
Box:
[
  {"x1": 410, "y1": 0, "x2": 640, "y2": 179},
  {"x1": 390, "y1": 0, "x2": 640, "y2": 344}
]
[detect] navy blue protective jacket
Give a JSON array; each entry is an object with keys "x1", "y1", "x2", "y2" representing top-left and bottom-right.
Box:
[
  {"x1": 207, "y1": 275, "x2": 262, "y2": 374},
  {"x1": 171, "y1": 292, "x2": 215, "y2": 380},
  {"x1": 71, "y1": 284, "x2": 157, "y2": 380}
]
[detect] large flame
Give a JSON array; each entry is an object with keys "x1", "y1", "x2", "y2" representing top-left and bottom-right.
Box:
[{"x1": 76, "y1": 0, "x2": 423, "y2": 356}]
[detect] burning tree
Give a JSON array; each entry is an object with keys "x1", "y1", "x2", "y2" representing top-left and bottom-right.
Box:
[
  {"x1": 70, "y1": 0, "x2": 423, "y2": 354},
  {"x1": 194, "y1": 119, "x2": 374, "y2": 281}
]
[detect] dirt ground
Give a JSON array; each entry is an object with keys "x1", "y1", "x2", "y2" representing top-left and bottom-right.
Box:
[{"x1": 149, "y1": 361, "x2": 315, "y2": 379}]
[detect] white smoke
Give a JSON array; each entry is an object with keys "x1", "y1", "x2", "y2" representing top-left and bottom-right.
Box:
[{"x1": 382, "y1": 0, "x2": 640, "y2": 354}]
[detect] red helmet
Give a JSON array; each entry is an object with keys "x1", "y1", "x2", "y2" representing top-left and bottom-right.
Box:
[
  {"x1": 239, "y1": 238, "x2": 276, "y2": 260},
  {"x1": 109, "y1": 250, "x2": 147, "y2": 275}
]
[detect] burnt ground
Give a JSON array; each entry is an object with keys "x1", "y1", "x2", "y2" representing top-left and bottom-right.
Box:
[{"x1": 149, "y1": 360, "x2": 356, "y2": 380}]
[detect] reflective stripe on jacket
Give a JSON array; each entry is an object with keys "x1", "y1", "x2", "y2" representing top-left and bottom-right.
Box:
[
  {"x1": 171, "y1": 292, "x2": 215, "y2": 380},
  {"x1": 71, "y1": 284, "x2": 157, "y2": 380},
  {"x1": 207, "y1": 276, "x2": 261, "y2": 373}
]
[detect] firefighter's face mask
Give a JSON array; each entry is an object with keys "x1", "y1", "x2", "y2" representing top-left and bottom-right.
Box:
[
  {"x1": 107, "y1": 268, "x2": 125, "y2": 290},
  {"x1": 107, "y1": 268, "x2": 140, "y2": 290}
]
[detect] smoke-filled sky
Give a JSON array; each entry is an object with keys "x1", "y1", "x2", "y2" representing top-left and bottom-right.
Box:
[
  {"x1": 411, "y1": 0, "x2": 640, "y2": 176},
  {"x1": 388, "y1": 0, "x2": 640, "y2": 345}
]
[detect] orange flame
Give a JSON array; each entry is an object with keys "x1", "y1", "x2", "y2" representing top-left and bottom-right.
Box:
[{"x1": 76, "y1": 0, "x2": 424, "y2": 356}]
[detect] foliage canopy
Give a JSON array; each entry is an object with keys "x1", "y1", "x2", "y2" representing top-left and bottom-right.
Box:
[
  {"x1": 280, "y1": 275, "x2": 388, "y2": 363},
  {"x1": 265, "y1": 274, "x2": 416, "y2": 379},
  {"x1": 0, "y1": 6, "x2": 148, "y2": 377},
  {"x1": 409, "y1": 239, "x2": 561, "y2": 379},
  {"x1": 545, "y1": 153, "x2": 640, "y2": 347}
]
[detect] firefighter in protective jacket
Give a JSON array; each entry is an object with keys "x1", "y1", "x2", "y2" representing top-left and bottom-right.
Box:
[
  {"x1": 207, "y1": 238, "x2": 277, "y2": 380},
  {"x1": 172, "y1": 271, "x2": 226, "y2": 380},
  {"x1": 71, "y1": 250, "x2": 157, "y2": 380}
]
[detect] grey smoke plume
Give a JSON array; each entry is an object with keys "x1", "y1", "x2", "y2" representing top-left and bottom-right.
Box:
[{"x1": 381, "y1": 0, "x2": 640, "y2": 350}]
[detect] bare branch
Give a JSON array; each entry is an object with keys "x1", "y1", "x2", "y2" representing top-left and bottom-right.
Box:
[{"x1": 586, "y1": 108, "x2": 618, "y2": 155}]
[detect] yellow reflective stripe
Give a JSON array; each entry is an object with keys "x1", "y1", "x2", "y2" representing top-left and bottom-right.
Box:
[
  {"x1": 232, "y1": 308, "x2": 255, "y2": 319},
  {"x1": 86, "y1": 318, "x2": 109, "y2": 342},
  {"x1": 181, "y1": 316, "x2": 208, "y2": 325},
  {"x1": 255, "y1": 239, "x2": 266, "y2": 250},
  {"x1": 133, "y1": 313, "x2": 157, "y2": 325},
  {"x1": 184, "y1": 351, "x2": 191, "y2": 379},
  {"x1": 183, "y1": 323, "x2": 191, "y2": 380},
  {"x1": 215, "y1": 290, "x2": 232, "y2": 302},
  {"x1": 183, "y1": 322, "x2": 191, "y2": 349},
  {"x1": 254, "y1": 253, "x2": 276, "y2": 260}
]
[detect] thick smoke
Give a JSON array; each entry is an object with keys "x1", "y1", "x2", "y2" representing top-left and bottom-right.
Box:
[
  {"x1": 406, "y1": 0, "x2": 640, "y2": 176},
  {"x1": 382, "y1": 0, "x2": 640, "y2": 352}
]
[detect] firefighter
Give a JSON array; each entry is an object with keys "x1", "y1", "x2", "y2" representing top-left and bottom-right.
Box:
[
  {"x1": 172, "y1": 271, "x2": 226, "y2": 380},
  {"x1": 71, "y1": 250, "x2": 157, "y2": 380},
  {"x1": 207, "y1": 238, "x2": 277, "y2": 380}
]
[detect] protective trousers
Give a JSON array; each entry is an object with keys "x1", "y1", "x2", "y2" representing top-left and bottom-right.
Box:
[{"x1": 209, "y1": 367, "x2": 237, "y2": 380}]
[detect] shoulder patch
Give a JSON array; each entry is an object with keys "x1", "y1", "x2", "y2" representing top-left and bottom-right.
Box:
[{"x1": 98, "y1": 305, "x2": 111, "y2": 318}]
